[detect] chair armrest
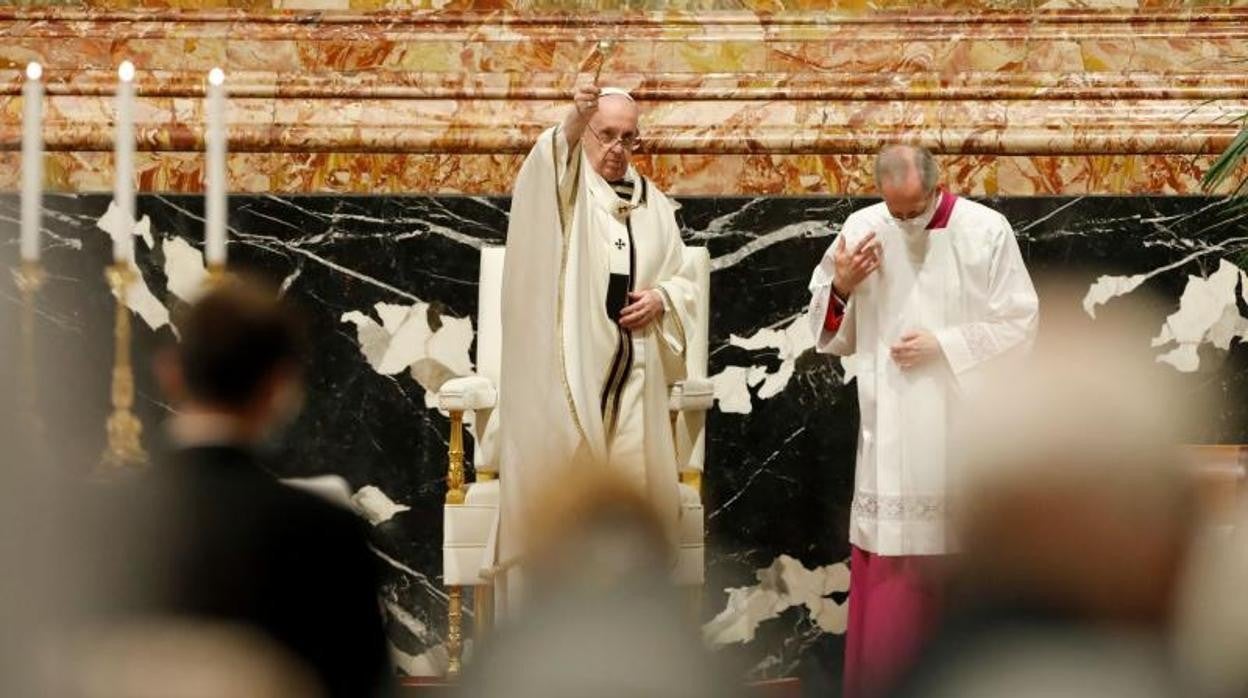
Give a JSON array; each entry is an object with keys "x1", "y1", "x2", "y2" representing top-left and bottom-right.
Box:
[
  {"x1": 438, "y1": 375, "x2": 498, "y2": 412},
  {"x1": 669, "y1": 378, "x2": 714, "y2": 412}
]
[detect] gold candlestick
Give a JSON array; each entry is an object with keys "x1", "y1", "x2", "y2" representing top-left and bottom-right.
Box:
[
  {"x1": 15, "y1": 260, "x2": 46, "y2": 414},
  {"x1": 15, "y1": 261, "x2": 47, "y2": 458},
  {"x1": 446, "y1": 586, "x2": 464, "y2": 678},
  {"x1": 205, "y1": 261, "x2": 228, "y2": 288},
  {"x1": 99, "y1": 263, "x2": 147, "y2": 472}
]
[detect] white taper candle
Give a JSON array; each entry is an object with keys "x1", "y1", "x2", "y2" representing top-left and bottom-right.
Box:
[
  {"x1": 113, "y1": 60, "x2": 136, "y2": 264},
  {"x1": 20, "y1": 62, "x2": 44, "y2": 263},
  {"x1": 204, "y1": 67, "x2": 227, "y2": 267}
]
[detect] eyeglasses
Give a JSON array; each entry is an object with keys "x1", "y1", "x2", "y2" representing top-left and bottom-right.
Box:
[{"x1": 586, "y1": 122, "x2": 642, "y2": 153}]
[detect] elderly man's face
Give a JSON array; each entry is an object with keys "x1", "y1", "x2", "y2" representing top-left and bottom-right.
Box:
[
  {"x1": 584, "y1": 95, "x2": 639, "y2": 183},
  {"x1": 880, "y1": 169, "x2": 935, "y2": 221}
]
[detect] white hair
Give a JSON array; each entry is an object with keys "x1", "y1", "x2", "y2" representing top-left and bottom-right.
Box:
[{"x1": 598, "y1": 87, "x2": 635, "y2": 102}]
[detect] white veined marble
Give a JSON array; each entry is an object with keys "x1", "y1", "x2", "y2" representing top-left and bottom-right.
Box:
[
  {"x1": 95, "y1": 204, "x2": 168, "y2": 330},
  {"x1": 340, "y1": 302, "x2": 475, "y2": 404},
  {"x1": 1086, "y1": 257, "x2": 1248, "y2": 373},
  {"x1": 703, "y1": 554, "x2": 850, "y2": 646},
  {"x1": 1152, "y1": 260, "x2": 1248, "y2": 372},
  {"x1": 162, "y1": 236, "x2": 209, "y2": 304},
  {"x1": 710, "y1": 312, "x2": 821, "y2": 414}
]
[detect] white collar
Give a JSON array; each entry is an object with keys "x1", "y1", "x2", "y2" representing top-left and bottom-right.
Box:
[{"x1": 586, "y1": 162, "x2": 645, "y2": 220}]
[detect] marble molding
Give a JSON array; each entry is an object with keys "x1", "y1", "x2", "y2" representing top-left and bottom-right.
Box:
[
  {"x1": 4, "y1": 191, "x2": 1248, "y2": 688},
  {"x1": 4, "y1": 2, "x2": 1248, "y2": 13},
  {"x1": 1, "y1": 6, "x2": 1247, "y2": 195},
  {"x1": 4, "y1": 150, "x2": 1248, "y2": 196},
  {"x1": 0, "y1": 93, "x2": 1243, "y2": 153}
]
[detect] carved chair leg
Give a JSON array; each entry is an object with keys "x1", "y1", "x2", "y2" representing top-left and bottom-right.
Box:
[
  {"x1": 474, "y1": 586, "x2": 494, "y2": 641},
  {"x1": 447, "y1": 410, "x2": 466, "y2": 505},
  {"x1": 447, "y1": 586, "x2": 464, "y2": 678},
  {"x1": 445, "y1": 409, "x2": 468, "y2": 678}
]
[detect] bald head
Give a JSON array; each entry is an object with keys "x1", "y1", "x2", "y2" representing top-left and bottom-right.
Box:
[
  {"x1": 875, "y1": 144, "x2": 940, "y2": 221},
  {"x1": 875, "y1": 145, "x2": 938, "y2": 193}
]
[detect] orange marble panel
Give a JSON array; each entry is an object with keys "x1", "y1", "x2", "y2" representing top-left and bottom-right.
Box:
[
  {"x1": 228, "y1": 151, "x2": 274, "y2": 190},
  {"x1": 405, "y1": 153, "x2": 526, "y2": 194},
  {"x1": 0, "y1": 38, "x2": 116, "y2": 70},
  {"x1": 944, "y1": 39, "x2": 1029, "y2": 74},
  {"x1": 472, "y1": 40, "x2": 566, "y2": 74},
  {"x1": 44, "y1": 151, "x2": 115, "y2": 191},
  {"x1": 938, "y1": 154, "x2": 1002, "y2": 196},
  {"x1": 295, "y1": 39, "x2": 406, "y2": 73},
  {"x1": 1026, "y1": 40, "x2": 1086, "y2": 73},
  {"x1": 994, "y1": 154, "x2": 1225, "y2": 195},
  {"x1": 0, "y1": 95, "x2": 15, "y2": 126},
  {"x1": 653, "y1": 40, "x2": 769, "y2": 74},
  {"x1": 226, "y1": 39, "x2": 304, "y2": 72},
  {"x1": 766, "y1": 41, "x2": 961, "y2": 74},
  {"x1": 13, "y1": 0, "x2": 1248, "y2": 9},
  {"x1": 0, "y1": 152, "x2": 17, "y2": 190},
  {"x1": 7, "y1": 68, "x2": 1248, "y2": 101},
  {"x1": 641, "y1": 153, "x2": 746, "y2": 195},
  {"x1": 119, "y1": 38, "x2": 228, "y2": 71},
  {"x1": 379, "y1": 41, "x2": 471, "y2": 72},
  {"x1": 584, "y1": 39, "x2": 659, "y2": 75}
]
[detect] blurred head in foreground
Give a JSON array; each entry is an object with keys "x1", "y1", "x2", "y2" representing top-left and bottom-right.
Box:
[
  {"x1": 1176, "y1": 501, "x2": 1248, "y2": 698},
  {"x1": 85, "y1": 277, "x2": 391, "y2": 698},
  {"x1": 894, "y1": 283, "x2": 1204, "y2": 698},
  {"x1": 460, "y1": 468, "x2": 733, "y2": 698},
  {"x1": 158, "y1": 276, "x2": 310, "y2": 446},
  {"x1": 56, "y1": 619, "x2": 324, "y2": 698},
  {"x1": 950, "y1": 287, "x2": 1197, "y2": 626},
  {"x1": 521, "y1": 467, "x2": 675, "y2": 595}
]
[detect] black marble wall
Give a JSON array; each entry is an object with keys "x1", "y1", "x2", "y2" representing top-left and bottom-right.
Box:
[{"x1": 3, "y1": 193, "x2": 1246, "y2": 693}]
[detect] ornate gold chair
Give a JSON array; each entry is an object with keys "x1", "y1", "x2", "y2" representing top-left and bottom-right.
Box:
[{"x1": 437, "y1": 246, "x2": 713, "y2": 676}]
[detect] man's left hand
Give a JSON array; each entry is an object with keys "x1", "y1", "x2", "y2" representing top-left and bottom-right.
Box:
[
  {"x1": 620, "y1": 290, "x2": 665, "y2": 330},
  {"x1": 890, "y1": 330, "x2": 942, "y2": 370}
]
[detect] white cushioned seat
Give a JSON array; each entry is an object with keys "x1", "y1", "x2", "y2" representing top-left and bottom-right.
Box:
[
  {"x1": 675, "y1": 483, "x2": 705, "y2": 585},
  {"x1": 443, "y1": 480, "x2": 500, "y2": 586}
]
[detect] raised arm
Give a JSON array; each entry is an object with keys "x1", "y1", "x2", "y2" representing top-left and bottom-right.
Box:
[{"x1": 561, "y1": 83, "x2": 601, "y2": 153}]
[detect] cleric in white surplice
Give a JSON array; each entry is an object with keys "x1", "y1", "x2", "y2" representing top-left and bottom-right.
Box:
[
  {"x1": 494, "y1": 84, "x2": 700, "y2": 588},
  {"x1": 808, "y1": 145, "x2": 1039, "y2": 698}
]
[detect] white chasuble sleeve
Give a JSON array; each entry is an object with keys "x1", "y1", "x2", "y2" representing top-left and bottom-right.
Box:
[
  {"x1": 935, "y1": 219, "x2": 1039, "y2": 376},
  {"x1": 650, "y1": 195, "x2": 699, "y2": 380},
  {"x1": 497, "y1": 127, "x2": 588, "y2": 569}
]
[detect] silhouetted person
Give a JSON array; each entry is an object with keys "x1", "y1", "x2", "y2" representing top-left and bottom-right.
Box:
[
  {"x1": 890, "y1": 296, "x2": 1199, "y2": 698},
  {"x1": 87, "y1": 278, "x2": 392, "y2": 698}
]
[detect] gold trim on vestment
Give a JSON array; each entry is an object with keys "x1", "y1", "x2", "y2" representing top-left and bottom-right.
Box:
[
  {"x1": 654, "y1": 284, "x2": 687, "y2": 352},
  {"x1": 552, "y1": 127, "x2": 589, "y2": 445},
  {"x1": 600, "y1": 332, "x2": 632, "y2": 443}
]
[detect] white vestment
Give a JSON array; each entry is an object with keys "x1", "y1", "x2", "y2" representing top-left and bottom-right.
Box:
[
  {"x1": 496, "y1": 125, "x2": 700, "y2": 575},
  {"x1": 808, "y1": 196, "x2": 1039, "y2": 556}
]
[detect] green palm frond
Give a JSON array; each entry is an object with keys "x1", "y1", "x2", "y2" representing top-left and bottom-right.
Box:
[{"x1": 1204, "y1": 117, "x2": 1248, "y2": 197}]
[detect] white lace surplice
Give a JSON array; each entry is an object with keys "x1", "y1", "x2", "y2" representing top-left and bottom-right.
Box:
[{"x1": 808, "y1": 198, "x2": 1039, "y2": 556}]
